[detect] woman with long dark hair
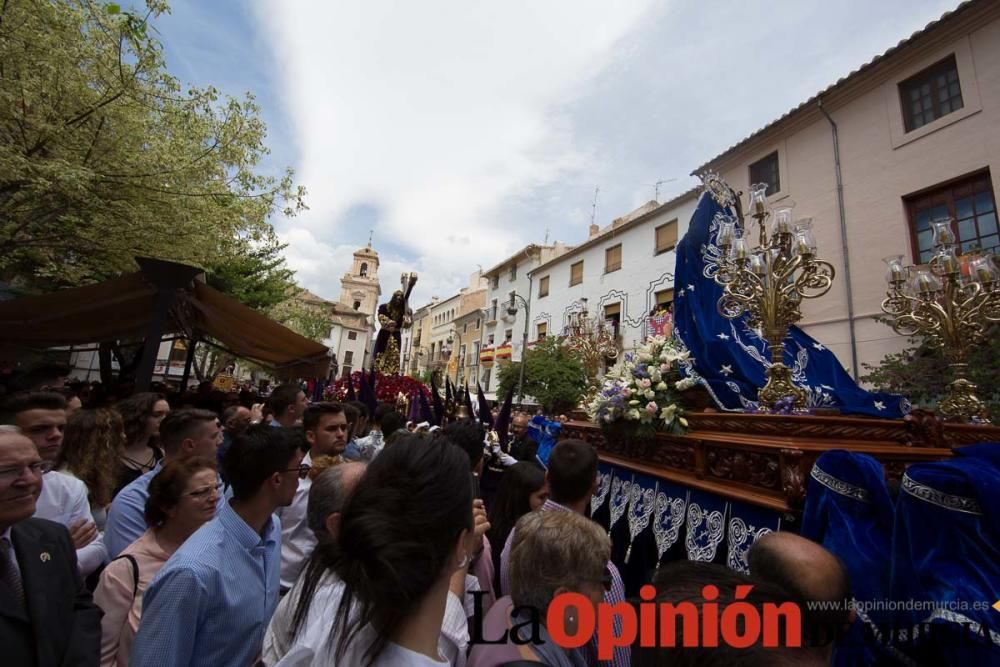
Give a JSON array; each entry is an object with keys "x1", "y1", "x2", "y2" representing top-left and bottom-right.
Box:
[
  {"x1": 275, "y1": 433, "x2": 481, "y2": 666},
  {"x1": 113, "y1": 393, "x2": 169, "y2": 495},
  {"x1": 486, "y1": 461, "x2": 547, "y2": 592},
  {"x1": 55, "y1": 408, "x2": 126, "y2": 531}
]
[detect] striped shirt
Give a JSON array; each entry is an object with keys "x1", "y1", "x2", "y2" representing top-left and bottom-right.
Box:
[
  {"x1": 130, "y1": 500, "x2": 282, "y2": 667},
  {"x1": 499, "y1": 498, "x2": 629, "y2": 667}
]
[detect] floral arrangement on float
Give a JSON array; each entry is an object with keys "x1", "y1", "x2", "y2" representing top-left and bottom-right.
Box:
[
  {"x1": 323, "y1": 371, "x2": 429, "y2": 404},
  {"x1": 587, "y1": 335, "x2": 692, "y2": 439}
]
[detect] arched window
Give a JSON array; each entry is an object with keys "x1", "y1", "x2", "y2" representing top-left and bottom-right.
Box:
[
  {"x1": 353, "y1": 301, "x2": 361, "y2": 310},
  {"x1": 360, "y1": 262, "x2": 368, "y2": 277}
]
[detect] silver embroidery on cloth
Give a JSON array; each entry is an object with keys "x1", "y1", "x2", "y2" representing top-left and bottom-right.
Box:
[
  {"x1": 810, "y1": 466, "x2": 871, "y2": 503},
  {"x1": 624, "y1": 482, "x2": 656, "y2": 563},
  {"x1": 726, "y1": 517, "x2": 773, "y2": 574},
  {"x1": 608, "y1": 474, "x2": 633, "y2": 536},
  {"x1": 653, "y1": 490, "x2": 687, "y2": 567},
  {"x1": 685, "y1": 502, "x2": 725, "y2": 562},
  {"x1": 591, "y1": 470, "x2": 612, "y2": 516},
  {"x1": 901, "y1": 474, "x2": 982, "y2": 515}
]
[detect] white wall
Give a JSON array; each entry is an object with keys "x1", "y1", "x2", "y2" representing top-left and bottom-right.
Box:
[{"x1": 528, "y1": 198, "x2": 697, "y2": 360}]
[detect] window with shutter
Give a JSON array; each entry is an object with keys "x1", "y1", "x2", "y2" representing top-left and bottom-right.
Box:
[
  {"x1": 605, "y1": 244, "x2": 622, "y2": 273},
  {"x1": 655, "y1": 220, "x2": 678, "y2": 254},
  {"x1": 569, "y1": 261, "x2": 584, "y2": 286}
]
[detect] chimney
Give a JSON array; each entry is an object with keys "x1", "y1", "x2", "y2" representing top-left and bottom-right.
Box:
[{"x1": 589, "y1": 224, "x2": 600, "y2": 238}]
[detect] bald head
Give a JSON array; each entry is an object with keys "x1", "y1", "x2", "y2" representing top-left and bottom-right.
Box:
[
  {"x1": 307, "y1": 462, "x2": 366, "y2": 541},
  {"x1": 748, "y1": 531, "x2": 853, "y2": 648}
]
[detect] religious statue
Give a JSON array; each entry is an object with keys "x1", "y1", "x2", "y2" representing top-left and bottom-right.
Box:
[{"x1": 372, "y1": 272, "x2": 418, "y2": 375}]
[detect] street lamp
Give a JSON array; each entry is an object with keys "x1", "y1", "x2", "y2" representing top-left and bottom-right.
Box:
[{"x1": 507, "y1": 292, "x2": 530, "y2": 405}]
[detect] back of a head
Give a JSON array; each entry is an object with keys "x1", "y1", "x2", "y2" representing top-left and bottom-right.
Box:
[
  {"x1": 546, "y1": 439, "x2": 598, "y2": 505},
  {"x1": 8, "y1": 362, "x2": 71, "y2": 392},
  {"x1": 748, "y1": 531, "x2": 852, "y2": 648},
  {"x1": 508, "y1": 510, "x2": 610, "y2": 612},
  {"x1": 159, "y1": 409, "x2": 219, "y2": 456},
  {"x1": 222, "y1": 424, "x2": 308, "y2": 501},
  {"x1": 441, "y1": 419, "x2": 486, "y2": 471},
  {"x1": 372, "y1": 402, "x2": 395, "y2": 423},
  {"x1": 268, "y1": 384, "x2": 302, "y2": 418},
  {"x1": 633, "y1": 560, "x2": 819, "y2": 667},
  {"x1": 0, "y1": 391, "x2": 67, "y2": 424},
  {"x1": 378, "y1": 408, "x2": 406, "y2": 436},
  {"x1": 347, "y1": 400, "x2": 368, "y2": 420},
  {"x1": 332, "y1": 433, "x2": 473, "y2": 662},
  {"x1": 487, "y1": 462, "x2": 545, "y2": 549},
  {"x1": 307, "y1": 462, "x2": 366, "y2": 539}
]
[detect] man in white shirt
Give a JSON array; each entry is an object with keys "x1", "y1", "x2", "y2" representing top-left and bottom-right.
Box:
[
  {"x1": 275, "y1": 402, "x2": 349, "y2": 592},
  {"x1": 1, "y1": 391, "x2": 105, "y2": 576}
]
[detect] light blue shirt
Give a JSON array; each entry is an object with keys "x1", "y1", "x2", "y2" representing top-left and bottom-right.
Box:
[
  {"x1": 130, "y1": 500, "x2": 282, "y2": 667},
  {"x1": 105, "y1": 462, "x2": 226, "y2": 558}
]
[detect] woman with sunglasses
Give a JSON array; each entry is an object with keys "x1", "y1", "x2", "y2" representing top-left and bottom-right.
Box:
[
  {"x1": 468, "y1": 510, "x2": 611, "y2": 667},
  {"x1": 94, "y1": 457, "x2": 219, "y2": 667}
]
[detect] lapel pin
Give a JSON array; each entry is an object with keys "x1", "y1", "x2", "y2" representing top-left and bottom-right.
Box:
[{"x1": 40, "y1": 552, "x2": 51, "y2": 562}]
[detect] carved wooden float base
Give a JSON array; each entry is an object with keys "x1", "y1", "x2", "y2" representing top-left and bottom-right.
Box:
[{"x1": 562, "y1": 411, "x2": 1000, "y2": 513}]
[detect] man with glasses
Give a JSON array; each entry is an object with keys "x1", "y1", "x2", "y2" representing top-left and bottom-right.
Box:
[
  {"x1": 132, "y1": 425, "x2": 308, "y2": 667},
  {"x1": 274, "y1": 403, "x2": 349, "y2": 593},
  {"x1": 1, "y1": 391, "x2": 105, "y2": 576},
  {"x1": 0, "y1": 427, "x2": 101, "y2": 666},
  {"x1": 105, "y1": 409, "x2": 224, "y2": 557}
]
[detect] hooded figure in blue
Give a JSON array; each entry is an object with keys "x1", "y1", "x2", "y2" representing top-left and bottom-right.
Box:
[{"x1": 672, "y1": 185, "x2": 908, "y2": 418}]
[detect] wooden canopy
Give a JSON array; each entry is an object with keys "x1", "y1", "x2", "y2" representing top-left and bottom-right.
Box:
[{"x1": 0, "y1": 258, "x2": 330, "y2": 381}]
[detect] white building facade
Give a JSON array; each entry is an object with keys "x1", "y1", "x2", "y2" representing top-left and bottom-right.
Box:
[{"x1": 527, "y1": 193, "x2": 698, "y2": 352}]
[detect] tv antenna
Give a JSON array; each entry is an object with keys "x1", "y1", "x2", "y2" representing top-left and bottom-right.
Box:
[
  {"x1": 652, "y1": 178, "x2": 678, "y2": 202},
  {"x1": 590, "y1": 186, "x2": 600, "y2": 225}
]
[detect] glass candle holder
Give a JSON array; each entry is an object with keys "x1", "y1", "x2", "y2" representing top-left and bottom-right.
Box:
[
  {"x1": 931, "y1": 219, "x2": 956, "y2": 247},
  {"x1": 716, "y1": 215, "x2": 735, "y2": 248},
  {"x1": 748, "y1": 183, "x2": 769, "y2": 217},
  {"x1": 772, "y1": 206, "x2": 795, "y2": 236},
  {"x1": 730, "y1": 235, "x2": 750, "y2": 262},
  {"x1": 883, "y1": 254, "x2": 906, "y2": 285}
]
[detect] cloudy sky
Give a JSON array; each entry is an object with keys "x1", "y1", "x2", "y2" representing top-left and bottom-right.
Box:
[{"x1": 152, "y1": 0, "x2": 960, "y2": 307}]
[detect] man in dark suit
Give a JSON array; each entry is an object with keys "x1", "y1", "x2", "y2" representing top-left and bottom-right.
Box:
[{"x1": 0, "y1": 427, "x2": 101, "y2": 667}]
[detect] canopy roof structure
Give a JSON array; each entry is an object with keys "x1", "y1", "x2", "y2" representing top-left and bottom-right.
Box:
[{"x1": 0, "y1": 258, "x2": 330, "y2": 382}]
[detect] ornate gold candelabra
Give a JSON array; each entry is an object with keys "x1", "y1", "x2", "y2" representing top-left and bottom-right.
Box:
[
  {"x1": 563, "y1": 298, "x2": 619, "y2": 401},
  {"x1": 705, "y1": 175, "x2": 836, "y2": 410},
  {"x1": 881, "y1": 220, "x2": 999, "y2": 422}
]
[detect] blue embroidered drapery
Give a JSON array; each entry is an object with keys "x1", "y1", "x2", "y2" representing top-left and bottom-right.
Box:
[{"x1": 673, "y1": 191, "x2": 908, "y2": 417}]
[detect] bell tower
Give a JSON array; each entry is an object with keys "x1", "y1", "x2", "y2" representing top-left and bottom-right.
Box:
[{"x1": 339, "y1": 242, "x2": 381, "y2": 324}]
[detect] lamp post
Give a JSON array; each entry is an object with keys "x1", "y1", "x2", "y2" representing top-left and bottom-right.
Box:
[{"x1": 508, "y1": 292, "x2": 530, "y2": 405}]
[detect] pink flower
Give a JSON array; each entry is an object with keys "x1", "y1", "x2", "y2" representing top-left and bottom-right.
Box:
[
  {"x1": 622, "y1": 387, "x2": 632, "y2": 398},
  {"x1": 638, "y1": 378, "x2": 652, "y2": 389},
  {"x1": 660, "y1": 363, "x2": 670, "y2": 373},
  {"x1": 645, "y1": 401, "x2": 658, "y2": 413}
]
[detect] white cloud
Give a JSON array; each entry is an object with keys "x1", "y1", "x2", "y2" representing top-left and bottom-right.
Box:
[
  {"x1": 254, "y1": 0, "x2": 962, "y2": 306},
  {"x1": 254, "y1": 0, "x2": 658, "y2": 300}
]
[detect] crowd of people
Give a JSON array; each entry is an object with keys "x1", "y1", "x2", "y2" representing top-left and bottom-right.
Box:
[{"x1": 0, "y1": 364, "x2": 858, "y2": 667}]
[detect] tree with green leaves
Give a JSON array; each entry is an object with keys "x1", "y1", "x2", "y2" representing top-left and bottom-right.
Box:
[
  {"x1": 498, "y1": 337, "x2": 590, "y2": 415},
  {"x1": 861, "y1": 323, "x2": 1000, "y2": 417},
  {"x1": 0, "y1": 0, "x2": 305, "y2": 291}
]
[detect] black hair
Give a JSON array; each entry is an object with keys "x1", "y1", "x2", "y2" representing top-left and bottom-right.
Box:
[
  {"x1": 0, "y1": 391, "x2": 68, "y2": 424},
  {"x1": 158, "y1": 409, "x2": 219, "y2": 456},
  {"x1": 342, "y1": 403, "x2": 360, "y2": 441},
  {"x1": 633, "y1": 561, "x2": 814, "y2": 667},
  {"x1": 7, "y1": 362, "x2": 71, "y2": 392},
  {"x1": 115, "y1": 392, "x2": 166, "y2": 446},
  {"x1": 347, "y1": 400, "x2": 368, "y2": 419},
  {"x1": 378, "y1": 409, "x2": 406, "y2": 437},
  {"x1": 441, "y1": 419, "x2": 486, "y2": 471},
  {"x1": 546, "y1": 439, "x2": 598, "y2": 504},
  {"x1": 372, "y1": 402, "x2": 396, "y2": 422},
  {"x1": 292, "y1": 433, "x2": 473, "y2": 665},
  {"x1": 486, "y1": 461, "x2": 545, "y2": 580},
  {"x1": 303, "y1": 402, "x2": 346, "y2": 432},
  {"x1": 268, "y1": 383, "x2": 304, "y2": 418},
  {"x1": 222, "y1": 424, "x2": 309, "y2": 501}
]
